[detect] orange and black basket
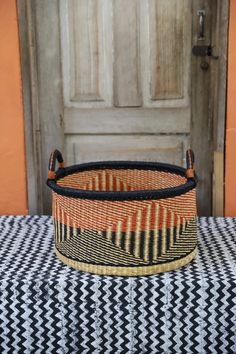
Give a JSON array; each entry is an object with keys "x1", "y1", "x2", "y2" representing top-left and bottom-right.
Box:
[{"x1": 47, "y1": 149, "x2": 198, "y2": 276}]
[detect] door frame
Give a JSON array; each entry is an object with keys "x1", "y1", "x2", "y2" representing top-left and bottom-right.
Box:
[
  {"x1": 211, "y1": 1, "x2": 229, "y2": 216},
  {"x1": 17, "y1": 0, "x2": 229, "y2": 215}
]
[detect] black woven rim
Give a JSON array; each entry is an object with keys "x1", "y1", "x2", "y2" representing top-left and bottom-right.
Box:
[{"x1": 47, "y1": 160, "x2": 197, "y2": 201}]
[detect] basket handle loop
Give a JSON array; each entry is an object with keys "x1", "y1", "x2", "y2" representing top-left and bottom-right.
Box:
[
  {"x1": 48, "y1": 150, "x2": 64, "y2": 180},
  {"x1": 186, "y1": 149, "x2": 195, "y2": 179}
]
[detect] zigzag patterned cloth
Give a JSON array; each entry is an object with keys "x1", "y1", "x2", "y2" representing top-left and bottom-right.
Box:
[{"x1": 0, "y1": 216, "x2": 235, "y2": 353}]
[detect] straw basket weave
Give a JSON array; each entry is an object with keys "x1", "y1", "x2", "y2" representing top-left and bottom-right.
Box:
[{"x1": 47, "y1": 149, "x2": 198, "y2": 276}]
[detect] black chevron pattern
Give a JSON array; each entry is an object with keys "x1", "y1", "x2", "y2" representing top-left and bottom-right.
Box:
[{"x1": 0, "y1": 216, "x2": 236, "y2": 353}]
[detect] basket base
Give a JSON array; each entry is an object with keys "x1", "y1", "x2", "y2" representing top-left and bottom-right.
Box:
[{"x1": 55, "y1": 247, "x2": 197, "y2": 277}]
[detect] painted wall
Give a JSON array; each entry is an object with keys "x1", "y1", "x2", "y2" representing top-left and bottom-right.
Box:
[
  {"x1": 225, "y1": 0, "x2": 236, "y2": 216},
  {"x1": 0, "y1": 0, "x2": 28, "y2": 215}
]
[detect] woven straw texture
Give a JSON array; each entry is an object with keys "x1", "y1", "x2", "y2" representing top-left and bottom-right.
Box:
[{"x1": 52, "y1": 168, "x2": 197, "y2": 276}]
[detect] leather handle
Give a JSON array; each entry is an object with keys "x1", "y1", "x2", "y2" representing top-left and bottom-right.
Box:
[
  {"x1": 48, "y1": 150, "x2": 64, "y2": 180},
  {"x1": 186, "y1": 149, "x2": 195, "y2": 179}
]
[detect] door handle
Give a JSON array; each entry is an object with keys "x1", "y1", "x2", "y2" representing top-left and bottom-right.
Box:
[{"x1": 197, "y1": 10, "x2": 205, "y2": 41}]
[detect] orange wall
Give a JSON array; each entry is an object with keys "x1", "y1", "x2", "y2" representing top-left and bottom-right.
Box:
[
  {"x1": 0, "y1": 0, "x2": 28, "y2": 215},
  {"x1": 225, "y1": 0, "x2": 236, "y2": 216}
]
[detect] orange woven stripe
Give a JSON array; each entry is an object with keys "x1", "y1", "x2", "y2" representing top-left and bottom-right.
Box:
[
  {"x1": 57, "y1": 169, "x2": 186, "y2": 191},
  {"x1": 53, "y1": 188, "x2": 196, "y2": 232},
  {"x1": 53, "y1": 166, "x2": 196, "y2": 235}
]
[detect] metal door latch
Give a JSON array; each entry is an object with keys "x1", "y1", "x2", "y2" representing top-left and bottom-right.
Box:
[{"x1": 192, "y1": 45, "x2": 219, "y2": 59}]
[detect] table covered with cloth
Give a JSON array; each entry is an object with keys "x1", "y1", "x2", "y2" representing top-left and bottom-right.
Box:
[{"x1": 0, "y1": 216, "x2": 235, "y2": 354}]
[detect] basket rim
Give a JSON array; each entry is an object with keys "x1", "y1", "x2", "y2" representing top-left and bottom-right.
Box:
[{"x1": 47, "y1": 160, "x2": 197, "y2": 200}]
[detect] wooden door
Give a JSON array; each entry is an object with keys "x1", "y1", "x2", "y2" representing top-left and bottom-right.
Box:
[
  {"x1": 61, "y1": 0, "x2": 191, "y2": 164},
  {"x1": 18, "y1": 0, "x2": 229, "y2": 215}
]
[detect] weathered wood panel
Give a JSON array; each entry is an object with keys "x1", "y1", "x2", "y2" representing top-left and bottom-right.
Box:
[
  {"x1": 140, "y1": 0, "x2": 191, "y2": 108},
  {"x1": 60, "y1": 0, "x2": 113, "y2": 107},
  {"x1": 113, "y1": 0, "x2": 141, "y2": 107},
  {"x1": 213, "y1": 151, "x2": 224, "y2": 216},
  {"x1": 69, "y1": 0, "x2": 100, "y2": 101},
  {"x1": 149, "y1": 0, "x2": 184, "y2": 100},
  {"x1": 33, "y1": 0, "x2": 64, "y2": 214},
  {"x1": 17, "y1": 0, "x2": 39, "y2": 214},
  {"x1": 64, "y1": 107, "x2": 190, "y2": 134},
  {"x1": 65, "y1": 135, "x2": 188, "y2": 166}
]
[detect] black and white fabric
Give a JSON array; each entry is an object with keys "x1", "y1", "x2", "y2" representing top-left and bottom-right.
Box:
[{"x1": 0, "y1": 216, "x2": 236, "y2": 354}]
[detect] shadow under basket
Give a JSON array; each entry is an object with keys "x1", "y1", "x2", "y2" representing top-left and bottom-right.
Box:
[{"x1": 47, "y1": 149, "x2": 198, "y2": 277}]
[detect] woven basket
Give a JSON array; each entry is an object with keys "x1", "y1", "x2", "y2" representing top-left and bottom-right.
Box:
[{"x1": 47, "y1": 149, "x2": 198, "y2": 276}]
